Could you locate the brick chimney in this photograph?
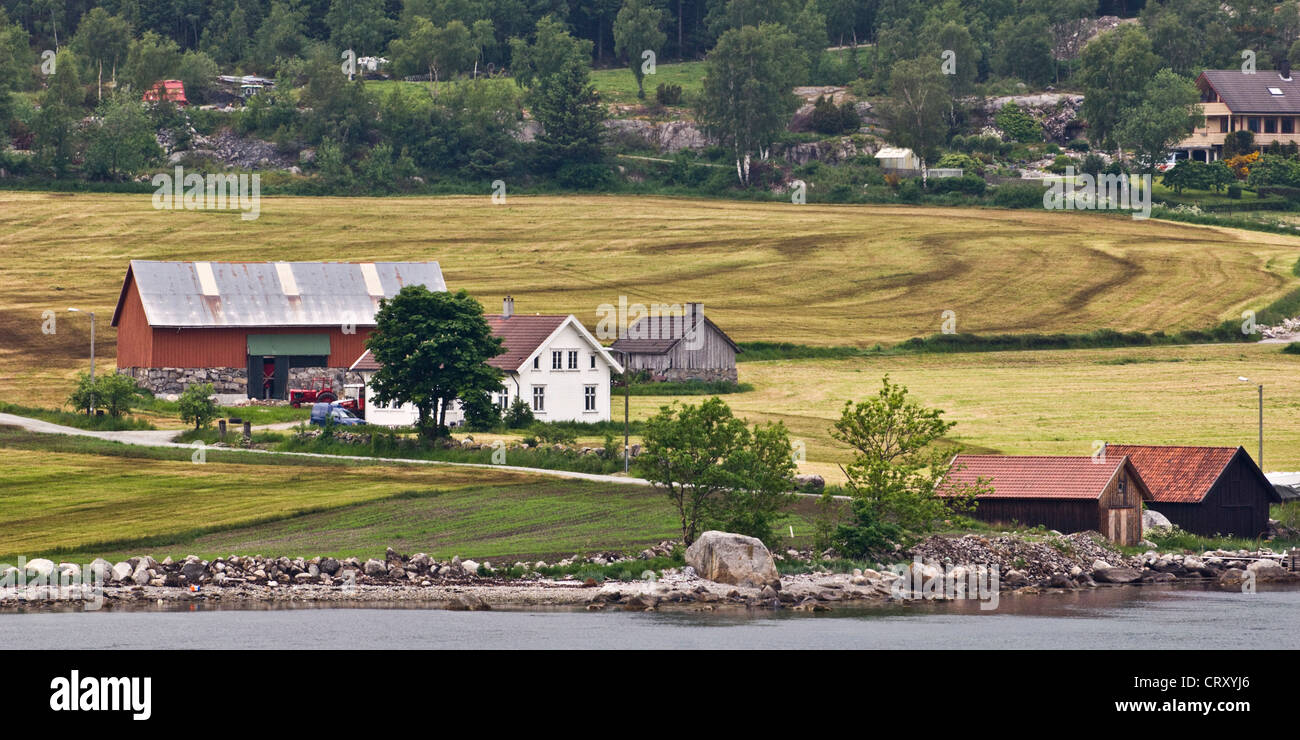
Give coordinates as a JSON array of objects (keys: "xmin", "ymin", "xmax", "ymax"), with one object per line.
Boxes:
[{"xmin": 503, "ymin": 295, "xmax": 514, "ymax": 319}]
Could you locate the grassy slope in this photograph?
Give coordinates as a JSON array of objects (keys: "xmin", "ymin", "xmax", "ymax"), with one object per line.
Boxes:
[
  {"xmin": 4, "ymin": 192, "xmax": 1299, "ymax": 409},
  {"xmin": 0, "ymin": 428, "xmax": 821, "ymax": 563}
]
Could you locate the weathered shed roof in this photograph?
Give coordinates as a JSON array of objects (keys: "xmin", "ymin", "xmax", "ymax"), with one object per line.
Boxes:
[
  {"xmin": 1199, "ymin": 69, "xmax": 1300, "ymax": 114},
  {"xmin": 610, "ymin": 314, "xmax": 740, "ymax": 355},
  {"xmin": 942, "ymin": 455, "xmax": 1152, "ymax": 501},
  {"xmin": 111, "ymin": 260, "xmax": 445, "ymax": 329},
  {"xmin": 1105, "ymin": 444, "xmax": 1279, "ymax": 504}
]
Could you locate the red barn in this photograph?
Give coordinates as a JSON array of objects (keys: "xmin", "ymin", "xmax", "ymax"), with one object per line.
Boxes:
[{"xmin": 111, "ymin": 260, "xmax": 445, "ymax": 399}]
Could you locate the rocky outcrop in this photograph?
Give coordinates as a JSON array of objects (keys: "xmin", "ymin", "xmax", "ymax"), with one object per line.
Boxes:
[
  {"xmin": 976, "ymin": 93, "xmax": 1084, "ymax": 144},
  {"xmin": 777, "ymin": 135, "xmax": 876, "ymax": 166},
  {"xmin": 685, "ymin": 531, "xmax": 781, "ymax": 588},
  {"xmin": 602, "ymin": 118, "xmax": 709, "ymax": 153}
]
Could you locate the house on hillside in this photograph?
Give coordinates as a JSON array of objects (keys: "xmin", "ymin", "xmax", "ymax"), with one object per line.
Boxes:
[
  {"xmin": 111, "ymin": 260, "xmax": 446, "ymax": 399},
  {"xmin": 610, "ymin": 302, "xmax": 739, "ymax": 382},
  {"xmin": 1104, "ymin": 444, "xmax": 1280, "ymax": 537},
  {"xmin": 142, "ymin": 80, "xmax": 188, "ymax": 106},
  {"xmin": 941, "ymin": 454, "xmax": 1153, "ymax": 545},
  {"xmin": 351, "ymin": 297, "xmax": 623, "ymax": 426},
  {"xmin": 1173, "ymin": 62, "xmax": 1300, "ymax": 162}
]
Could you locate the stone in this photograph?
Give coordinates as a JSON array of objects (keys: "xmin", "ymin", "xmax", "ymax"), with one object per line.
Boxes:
[
  {"xmin": 1048, "ymin": 573, "xmax": 1074, "ymax": 588},
  {"xmin": 363, "ymin": 559, "xmax": 386, "ymax": 577},
  {"xmin": 1142, "ymin": 508, "xmax": 1174, "ymax": 531},
  {"xmin": 87, "ymin": 559, "xmax": 113, "ymax": 582},
  {"xmin": 460, "ymin": 559, "xmax": 480, "ymax": 575},
  {"xmin": 24, "ymin": 559, "xmax": 55, "ymax": 579},
  {"xmin": 448, "ymin": 593, "xmax": 490, "ymax": 611},
  {"xmin": 111, "ymin": 562, "xmax": 134, "ymax": 583},
  {"xmin": 1090, "ymin": 559, "xmax": 1112, "ymax": 572},
  {"xmin": 181, "ymin": 561, "xmax": 207, "ymax": 583},
  {"xmin": 1092, "ymin": 567, "xmax": 1142, "ymax": 584},
  {"xmin": 684, "ymin": 531, "xmax": 780, "ymax": 588},
  {"xmin": 131, "ymin": 566, "xmax": 152, "ymax": 586},
  {"xmin": 319, "ymin": 558, "xmax": 341, "ymax": 575},
  {"xmin": 1247, "ymin": 559, "xmax": 1286, "ymax": 580}
]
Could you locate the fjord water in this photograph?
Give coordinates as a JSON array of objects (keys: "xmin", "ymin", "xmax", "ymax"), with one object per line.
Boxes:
[{"xmin": 3, "ymin": 585, "xmax": 1297, "ymax": 649}]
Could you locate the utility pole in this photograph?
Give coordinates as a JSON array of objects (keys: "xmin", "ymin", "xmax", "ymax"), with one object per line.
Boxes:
[
  {"xmin": 1259, "ymin": 384, "xmax": 1263, "ymax": 469},
  {"xmin": 622, "ymin": 351, "xmax": 630, "ymax": 474}
]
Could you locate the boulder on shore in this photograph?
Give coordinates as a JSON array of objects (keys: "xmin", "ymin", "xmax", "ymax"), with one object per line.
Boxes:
[
  {"xmin": 685, "ymin": 531, "xmax": 780, "ymax": 588},
  {"xmin": 1142, "ymin": 509, "xmax": 1173, "ymax": 532},
  {"xmin": 1092, "ymin": 566, "xmax": 1142, "ymax": 584}
]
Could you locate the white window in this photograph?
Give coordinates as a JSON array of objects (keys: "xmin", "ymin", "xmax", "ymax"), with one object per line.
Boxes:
[
  {"xmin": 568, "ymin": 350, "xmax": 579, "ymax": 369},
  {"xmin": 1269, "ymin": 87, "xmax": 1284, "ymax": 96},
  {"xmin": 497, "ymin": 387, "xmax": 509, "ymax": 410},
  {"xmin": 590, "ymin": 354, "xmax": 596, "ymax": 369},
  {"xmin": 584, "ymin": 385, "xmax": 597, "ymax": 412},
  {"xmin": 552, "ymin": 351, "xmax": 563, "ymax": 370},
  {"xmin": 532, "ymin": 385, "xmax": 545, "ymax": 412},
  {"xmin": 533, "ymin": 356, "xmax": 540, "ymax": 370}
]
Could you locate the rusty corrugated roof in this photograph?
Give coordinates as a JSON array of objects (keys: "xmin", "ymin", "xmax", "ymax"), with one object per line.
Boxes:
[
  {"xmin": 942, "ymin": 455, "xmax": 1152, "ymax": 501},
  {"xmin": 111, "ymin": 260, "xmax": 445, "ymax": 328}
]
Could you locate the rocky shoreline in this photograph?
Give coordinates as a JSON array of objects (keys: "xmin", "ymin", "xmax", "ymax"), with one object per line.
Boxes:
[{"xmin": 3, "ymin": 533, "xmax": 1296, "ymax": 613}]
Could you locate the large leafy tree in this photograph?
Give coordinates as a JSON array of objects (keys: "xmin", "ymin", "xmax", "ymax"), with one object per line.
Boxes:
[
  {"xmin": 252, "ymin": 0, "xmax": 309, "ymax": 71},
  {"xmin": 1077, "ymin": 25, "xmax": 1161, "ymax": 151},
  {"xmin": 635, "ymin": 397, "xmax": 796, "ymax": 546},
  {"xmin": 697, "ymin": 22, "xmax": 804, "ymax": 184},
  {"xmin": 366, "ymin": 286, "xmax": 505, "ymax": 436},
  {"xmin": 508, "ymin": 15, "xmax": 592, "ymax": 89},
  {"xmin": 830, "ymin": 377, "xmax": 985, "ymax": 555},
  {"xmin": 1114, "ymin": 69, "xmax": 1203, "ymax": 174},
  {"xmin": 71, "ymin": 8, "xmax": 132, "ymax": 101},
  {"xmin": 875, "ymin": 56, "xmax": 948, "ymax": 181},
  {"xmin": 33, "ymin": 49, "xmax": 84, "ymax": 176},
  {"xmin": 326, "ymin": 0, "xmax": 393, "ymax": 54},
  {"xmin": 1139, "ymin": 0, "xmax": 1236, "ymax": 77},
  {"xmin": 84, "ymin": 93, "xmax": 162, "ymax": 179},
  {"xmin": 991, "ymin": 13, "xmax": 1053, "ymax": 86},
  {"xmin": 122, "ymin": 30, "xmax": 182, "ymax": 93},
  {"xmin": 612, "ymin": 0, "xmax": 667, "ymax": 99}
]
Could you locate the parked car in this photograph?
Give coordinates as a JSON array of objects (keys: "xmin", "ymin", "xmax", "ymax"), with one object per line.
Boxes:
[{"xmin": 310, "ymin": 402, "xmax": 366, "ymax": 427}]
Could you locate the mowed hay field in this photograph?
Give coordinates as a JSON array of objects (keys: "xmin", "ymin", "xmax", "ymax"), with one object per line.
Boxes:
[
  {"xmin": 649, "ymin": 342, "xmax": 1300, "ymax": 481},
  {"xmin": 3, "ymin": 192, "xmax": 1300, "ymax": 406}
]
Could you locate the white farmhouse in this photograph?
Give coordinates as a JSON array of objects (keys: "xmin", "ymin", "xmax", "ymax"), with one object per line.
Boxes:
[{"xmin": 351, "ymin": 297, "xmax": 623, "ymax": 427}]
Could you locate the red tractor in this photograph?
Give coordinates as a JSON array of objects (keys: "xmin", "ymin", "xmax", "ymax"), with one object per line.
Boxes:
[{"xmin": 289, "ymin": 378, "xmax": 361, "ymax": 411}]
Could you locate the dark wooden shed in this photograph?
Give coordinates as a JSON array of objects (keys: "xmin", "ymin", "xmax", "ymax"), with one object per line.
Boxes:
[
  {"xmin": 1104, "ymin": 444, "xmax": 1281, "ymax": 537},
  {"xmin": 942, "ymin": 455, "xmax": 1153, "ymax": 545}
]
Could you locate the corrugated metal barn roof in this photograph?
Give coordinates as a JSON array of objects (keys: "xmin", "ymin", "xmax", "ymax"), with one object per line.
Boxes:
[{"xmin": 112, "ymin": 260, "xmax": 446, "ymax": 328}]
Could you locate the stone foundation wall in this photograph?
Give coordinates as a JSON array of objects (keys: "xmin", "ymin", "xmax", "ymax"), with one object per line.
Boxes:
[
  {"xmin": 655, "ymin": 368, "xmax": 738, "ymax": 383},
  {"xmin": 120, "ymin": 366, "xmax": 363, "ymax": 398},
  {"xmin": 120, "ymin": 367, "xmax": 247, "ymax": 396}
]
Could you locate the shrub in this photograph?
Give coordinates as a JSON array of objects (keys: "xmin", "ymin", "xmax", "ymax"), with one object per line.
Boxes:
[
  {"xmin": 655, "ymin": 83, "xmax": 682, "ymax": 105},
  {"xmin": 928, "ymin": 173, "xmax": 986, "ymax": 195},
  {"xmin": 896, "ymin": 178, "xmax": 922, "ymax": 202},
  {"xmin": 1227, "ymin": 184, "xmax": 1242, "ymax": 199},
  {"xmin": 992, "ymin": 182, "xmax": 1045, "ymax": 208},
  {"xmin": 1046, "ymin": 154, "xmax": 1076, "ymax": 174},
  {"xmin": 555, "ymin": 162, "xmax": 613, "ymax": 189},
  {"xmin": 1282, "ymin": 342, "xmax": 1300, "ymax": 355},
  {"xmin": 528, "ymin": 422, "xmax": 577, "ymax": 446},
  {"xmin": 1067, "ymin": 138, "xmax": 1090, "ymax": 152},
  {"xmin": 460, "ymin": 390, "xmax": 501, "ymax": 431},
  {"xmin": 504, "ymin": 398, "xmax": 534, "ymax": 429},
  {"xmin": 178, "ymin": 382, "xmax": 220, "ymax": 430},
  {"xmin": 808, "ymin": 94, "xmax": 859, "ymax": 135},
  {"xmin": 67, "ymin": 372, "xmax": 139, "ymax": 418},
  {"xmin": 994, "ymin": 102, "xmax": 1042, "ymax": 143}
]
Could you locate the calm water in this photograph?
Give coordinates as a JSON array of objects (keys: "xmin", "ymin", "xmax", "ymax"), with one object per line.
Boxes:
[{"xmin": 3, "ymin": 585, "xmax": 1296, "ymax": 649}]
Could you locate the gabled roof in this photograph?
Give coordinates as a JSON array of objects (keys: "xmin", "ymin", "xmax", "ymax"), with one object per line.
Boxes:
[
  {"xmin": 610, "ymin": 314, "xmax": 739, "ymax": 355},
  {"xmin": 1105, "ymin": 444, "xmax": 1280, "ymax": 504},
  {"xmin": 1198, "ymin": 69, "xmax": 1300, "ymax": 114},
  {"xmin": 941, "ymin": 455, "xmax": 1152, "ymax": 501},
  {"xmin": 351, "ymin": 313, "xmax": 623, "ymax": 374},
  {"xmin": 111, "ymin": 260, "xmax": 446, "ymax": 329}
]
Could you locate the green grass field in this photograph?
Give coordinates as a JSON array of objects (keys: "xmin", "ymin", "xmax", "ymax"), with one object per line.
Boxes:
[{"xmin": 0, "ymin": 428, "xmax": 821, "ymax": 563}]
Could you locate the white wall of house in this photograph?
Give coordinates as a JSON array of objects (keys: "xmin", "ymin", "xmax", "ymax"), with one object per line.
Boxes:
[
  {"xmin": 511, "ymin": 320, "xmax": 615, "ymax": 423},
  {"xmin": 360, "ymin": 318, "xmax": 619, "ymax": 427}
]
